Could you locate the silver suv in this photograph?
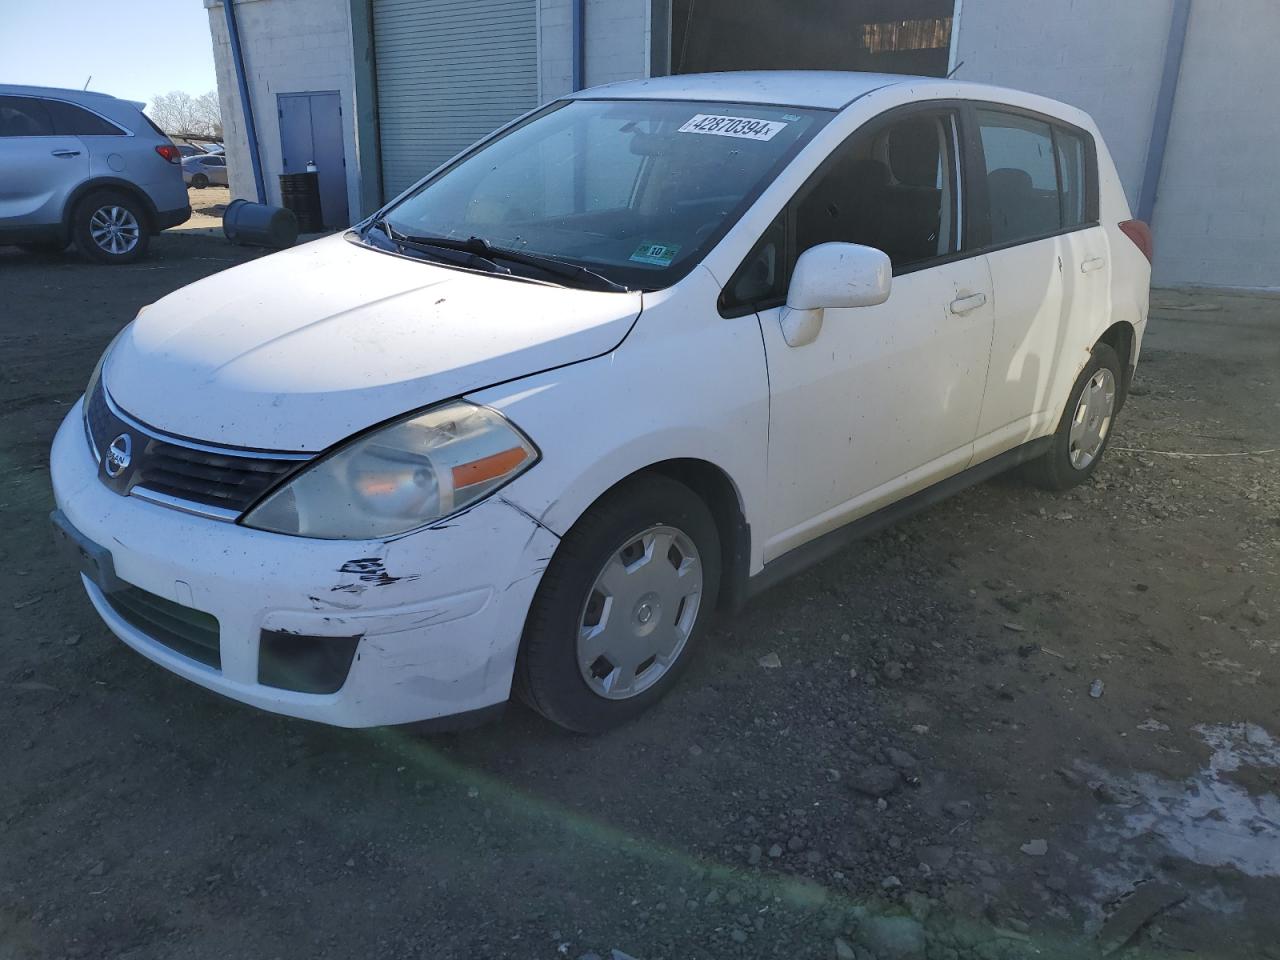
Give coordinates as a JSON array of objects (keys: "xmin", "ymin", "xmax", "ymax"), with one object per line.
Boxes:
[{"xmin": 0, "ymin": 85, "xmax": 191, "ymax": 263}]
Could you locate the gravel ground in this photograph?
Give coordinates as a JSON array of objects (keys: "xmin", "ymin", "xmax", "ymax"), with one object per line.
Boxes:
[{"xmin": 1, "ymin": 235, "xmax": 1277, "ymax": 960}]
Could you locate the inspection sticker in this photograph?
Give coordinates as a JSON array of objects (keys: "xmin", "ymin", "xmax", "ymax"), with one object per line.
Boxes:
[
  {"xmin": 630, "ymin": 242, "xmax": 680, "ymax": 266},
  {"xmin": 678, "ymin": 114, "xmax": 787, "ymax": 141}
]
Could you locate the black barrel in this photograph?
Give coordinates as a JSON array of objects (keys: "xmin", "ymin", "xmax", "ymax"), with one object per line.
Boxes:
[
  {"xmin": 278, "ymin": 172, "xmax": 324, "ymax": 232},
  {"xmin": 223, "ymin": 199, "xmax": 299, "ymax": 248}
]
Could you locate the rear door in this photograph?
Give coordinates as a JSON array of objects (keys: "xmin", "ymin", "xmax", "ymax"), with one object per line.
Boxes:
[
  {"xmin": 44, "ymin": 98, "xmax": 132, "ymax": 185},
  {"xmin": 970, "ymin": 106, "xmax": 1107, "ymax": 459},
  {"xmin": 207, "ymin": 155, "xmax": 229, "ymax": 186},
  {"xmin": 742, "ymin": 105, "xmax": 995, "ymax": 562},
  {"xmin": 0, "ymin": 95, "xmax": 88, "ymax": 228}
]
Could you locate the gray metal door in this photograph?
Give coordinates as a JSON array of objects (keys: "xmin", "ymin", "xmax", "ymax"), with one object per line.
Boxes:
[
  {"xmin": 277, "ymin": 91, "xmax": 349, "ymax": 228},
  {"xmin": 372, "ymin": 0, "xmax": 539, "ymax": 198}
]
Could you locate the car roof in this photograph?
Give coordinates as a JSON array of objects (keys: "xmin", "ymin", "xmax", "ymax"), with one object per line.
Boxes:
[
  {"xmin": 0, "ymin": 83, "xmax": 145, "ymax": 112},
  {"xmin": 569, "ymin": 71, "xmax": 932, "ymax": 109}
]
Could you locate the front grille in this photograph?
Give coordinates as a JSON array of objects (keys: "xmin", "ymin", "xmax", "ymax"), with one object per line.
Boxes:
[
  {"xmin": 104, "ymin": 585, "xmax": 221, "ymax": 668},
  {"xmin": 139, "ymin": 441, "xmax": 298, "ymax": 512},
  {"xmin": 85, "ymin": 379, "xmax": 306, "ymax": 516}
]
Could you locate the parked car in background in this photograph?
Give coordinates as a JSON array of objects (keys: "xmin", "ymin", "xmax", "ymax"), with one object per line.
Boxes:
[
  {"xmin": 182, "ymin": 153, "xmax": 227, "ymax": 188},
  {"xmin": 176, "ymin": 143, "xmax": 206, "ymax": 158},
  {"xmin": 203, "ymin": 142, "xmax": 225, "ymax": 156},
  {"xmin": 0, "ymin": 84, "xmax": 190, "ymax": 263},
  {"xmin": 50, "ymin": 73, "xmax": 1151, "ymax": 732}
]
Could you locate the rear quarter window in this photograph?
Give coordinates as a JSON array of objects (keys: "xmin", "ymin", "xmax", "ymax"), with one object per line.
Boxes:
[{"xmin": 45, "ymin": 100, "xmax": 126, "ymax": 136}]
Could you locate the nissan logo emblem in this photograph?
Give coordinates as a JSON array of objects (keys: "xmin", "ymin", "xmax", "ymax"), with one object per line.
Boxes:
[{"xmin": 105, "ymin": 433, "xmax": 132, "ymax": 478}]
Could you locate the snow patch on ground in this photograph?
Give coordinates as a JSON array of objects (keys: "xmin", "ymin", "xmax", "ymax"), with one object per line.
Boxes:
[{"xmin": 1083, "ymin": 723, "xmax": 1280, "ymax": 881}]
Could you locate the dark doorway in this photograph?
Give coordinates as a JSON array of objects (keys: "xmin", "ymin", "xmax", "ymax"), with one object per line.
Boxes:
[
  {"xmin": 278, "ymin": 91, "xmax": 349, "ymax": 228},
  {"xmin": 670, "ymin": 0, "xmax": 954, "ymax": 78}
]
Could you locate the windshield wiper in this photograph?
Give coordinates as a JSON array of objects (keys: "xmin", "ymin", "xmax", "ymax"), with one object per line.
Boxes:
[
  {"xmin": 449, "ymin": 235, "xmax": 629, "ymax": 293},
  {"xmin": 368, "ymin": 218, "xmax": 508, "ymax": 275},
  {"xmin": 368, "ymin": 220, "xmax": 627, "ymax": 293}
]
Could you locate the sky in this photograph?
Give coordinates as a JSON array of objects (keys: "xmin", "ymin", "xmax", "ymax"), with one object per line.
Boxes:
[{"xmin": 0, "ymin": 0, "xmax": 217, "ymax": 106}]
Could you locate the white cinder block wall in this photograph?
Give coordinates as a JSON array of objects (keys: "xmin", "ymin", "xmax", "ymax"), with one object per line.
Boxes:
[
  {"xmin": 1146, "ymin": 0, "xmax": 1280, "ymax": 289},
  {"xmin": 204, "ymin": 0, "xmax": 363, "ymax": 221},
  {"xmin": 953, "ymin": 0, "xmax": 1279, "ymax": 289},
  {"xmin": 539, "ymin": 0, "xmax": 651, "ymax": 102}
]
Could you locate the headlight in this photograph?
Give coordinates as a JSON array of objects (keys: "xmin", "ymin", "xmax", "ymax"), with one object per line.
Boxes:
[
  {"xmin": 82, "ymin": 320, "xmax": 135, "ymax": 436},
  {"xmin": 241, "ymin": 401, "xmax": 538, "ymax": 539}
]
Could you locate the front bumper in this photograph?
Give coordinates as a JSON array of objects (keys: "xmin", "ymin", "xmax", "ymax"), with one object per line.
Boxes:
[{"xmin": 50, "ymin": 401, "xmax": 558, "ymax": 727}]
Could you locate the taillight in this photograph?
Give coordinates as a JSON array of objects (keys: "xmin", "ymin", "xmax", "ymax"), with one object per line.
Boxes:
[
  {"xmin": 1119, "ymin": 220, "xmax": 1153, "ymax": 264},
  {"xmin": 155, "ymin": 144, "xmax": 181, "ymax": 164}
]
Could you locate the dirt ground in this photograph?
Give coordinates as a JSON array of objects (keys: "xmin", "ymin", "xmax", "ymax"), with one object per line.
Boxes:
[
  {"xmin": 178, "ymin": 184, "xmax": 232, "ymax": 232},
  {"xmin": 1, "ymin": 232, "xmax": 1277, "ymax": 960}
]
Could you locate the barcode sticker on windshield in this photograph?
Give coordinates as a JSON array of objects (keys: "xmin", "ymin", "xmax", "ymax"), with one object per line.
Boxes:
[{"xmin": 678, "ymin": 114, "xmax": 787, "ymax": 141}]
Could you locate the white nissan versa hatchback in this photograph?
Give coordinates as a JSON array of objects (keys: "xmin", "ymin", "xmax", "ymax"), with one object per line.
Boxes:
[{"xmin": 50, "ymin": 73, "xmax": 1152, "ymax": 733}]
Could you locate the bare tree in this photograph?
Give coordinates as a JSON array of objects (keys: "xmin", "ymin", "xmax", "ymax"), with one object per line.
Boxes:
[
  {"xmin": 194, "ymin": 91, "xmax": 223, "ymax": 140},
  {"xmin": 147, "ymin": 90, "xmax": 222, "ymax": 139}
]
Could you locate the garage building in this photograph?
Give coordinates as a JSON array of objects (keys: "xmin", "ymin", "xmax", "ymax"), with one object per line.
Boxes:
[{"xmin": 203, "ymin": 0, "xmax": 1277, "ymax": 289}]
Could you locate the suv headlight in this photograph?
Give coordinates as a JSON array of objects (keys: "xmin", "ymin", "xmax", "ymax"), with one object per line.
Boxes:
[{"xmin": 242, "ymin": 401, "xmax": 538, "ymax": 539}]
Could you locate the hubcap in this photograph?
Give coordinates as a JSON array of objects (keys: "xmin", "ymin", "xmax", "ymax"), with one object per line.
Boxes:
[
  {"xmin": 1069, "ymin": 368, "xmax": 1116, "ymax": 470},
  {"xmin": 89, "ymin": 205, "xmax": 140, "ymax": 255},
  {"xmin": 577, "ymin": 525, "xmax": 703, "ymax": 700}
]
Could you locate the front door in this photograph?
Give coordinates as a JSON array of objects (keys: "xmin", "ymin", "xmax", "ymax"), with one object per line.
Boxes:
[
  {"xmin": 278, "ymin": 91, "xmax": 349, "ymax": 228},
  {"xmin": 753, "ymin": 107, "xmax": 994, "ymax": 562},
  {"xmin": 0, "ymin": 95, "xmax": 89, "ymax": 227}
]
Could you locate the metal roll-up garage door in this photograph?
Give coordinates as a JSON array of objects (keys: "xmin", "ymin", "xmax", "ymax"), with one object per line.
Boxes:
[{"xmin": 372, "ymin": 0, "xmax": 539, "ymax": 198}]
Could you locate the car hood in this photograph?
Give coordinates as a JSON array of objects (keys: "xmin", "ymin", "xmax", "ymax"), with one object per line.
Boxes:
[{"xmin": 104, "ymin": 234, "xmax": 642, "ymax": 451}]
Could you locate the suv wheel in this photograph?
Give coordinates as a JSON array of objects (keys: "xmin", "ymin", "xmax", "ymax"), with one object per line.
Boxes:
[
  {"xmin": 1023, "ymin": 342, "xmax": 1123, "ymax": 490},
  {"xmin": 73, "ymin": 191, "xmax": 149, "ymax": 264},
  {"xmin": 515, "ymin": 475, "xmax": 722, "ymax": 733}
]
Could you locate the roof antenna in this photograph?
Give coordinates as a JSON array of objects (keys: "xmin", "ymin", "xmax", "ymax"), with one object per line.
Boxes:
[
  {"xmin": 83, "ymin": 75, "xmax": 92, "ymax": 90},
  {"xmin": 946, "ymin": 60, "xmax": 964, "ymax": 79}
]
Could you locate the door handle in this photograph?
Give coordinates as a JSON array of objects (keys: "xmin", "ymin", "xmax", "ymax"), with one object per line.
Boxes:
[
  {"xmin": 1081, "ymin": 256, "xmax": 1106, "ymax": 273},
  {"xmin": 949, "ymin": 292, "xmax": 987, "ymax": 316},
  {"xmin": 51, "ymin": 149, "xmax": 81, "ymax": 158}
]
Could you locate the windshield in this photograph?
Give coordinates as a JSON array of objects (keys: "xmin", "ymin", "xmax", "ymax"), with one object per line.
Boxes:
[{"xmin": 373, "ymin": 98, "xmax": 829, "ymax": 289}]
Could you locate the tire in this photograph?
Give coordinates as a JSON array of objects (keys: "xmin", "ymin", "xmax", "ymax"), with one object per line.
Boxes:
[
  {"xmin": 1022, "ymin": 342, "xmax": 1123, "ymax": 490},
  {"xmin": 190, "ymin": 173, "xmax": 209, "ymax": 189},
  {"xmin": 73, "ymin": 190, "xmax": 150, "ymax": 264},
  {"xmin": 515, "ymin": 474, "xmax": 722, "ymax": 734}
]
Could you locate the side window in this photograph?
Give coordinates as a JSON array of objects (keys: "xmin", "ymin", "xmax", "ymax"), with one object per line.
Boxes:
[
  {"xmin": 1054, "ymin": 126, "xmax": 1092, "ymax": 228},
  {"xmin": 720, "ymin": 215, "xmax": 786, "ymax": 315},
  {"xmin": 45, "ymin": 100, "xmax": 123, "ymax": 136},
  {"xmin": 0, "ymin": 96, "xmax": 55, "ymax": 137},
  {"xmin": 976, "ymin": 109, "xmax": 1061, "ymax": 244},
  {"xmin": 794, "ymin": 111, "xmax": 960, "ymax": 272},
  {"xmin": 210, "ymin": 156, "xmax": 226, "ymax": 167}
]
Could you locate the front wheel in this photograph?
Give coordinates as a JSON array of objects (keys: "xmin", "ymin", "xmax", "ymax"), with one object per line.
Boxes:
[
  {"xmin": 1023, "ymin": 342, "xmax": 1123, "ymax": 490},
  {"xmin": 515, "ymin": 475, "xmax": 721, "ymax": 733},
  {"xmin": 73, "ymin": 190, "xmax": 149, "ymax": 264},
  {"xmin": 190, "ymin": 173, "xmax": 209, "ymax": 189}
]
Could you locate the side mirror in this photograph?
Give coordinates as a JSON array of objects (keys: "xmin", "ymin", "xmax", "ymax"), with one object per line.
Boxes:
[{"xmin": 780, "ymin": 243, "xmax": 892, "ymax": 347}]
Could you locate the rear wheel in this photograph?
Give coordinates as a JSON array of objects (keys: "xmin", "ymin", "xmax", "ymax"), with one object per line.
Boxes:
[
  {"xmin": 190, "ymin": 173, "xmax": 209, "ymax": 189},
  {"xmin": 515, "ymin": 475, "xmax": 721, "ymax": 734},
  {"xmin": 1023, "ymin": 342, "xmax": 1123, "ymax": 490},
  {"xmin": 73, "ymin": 190, "xmax": 149, "ymax": 264}
]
